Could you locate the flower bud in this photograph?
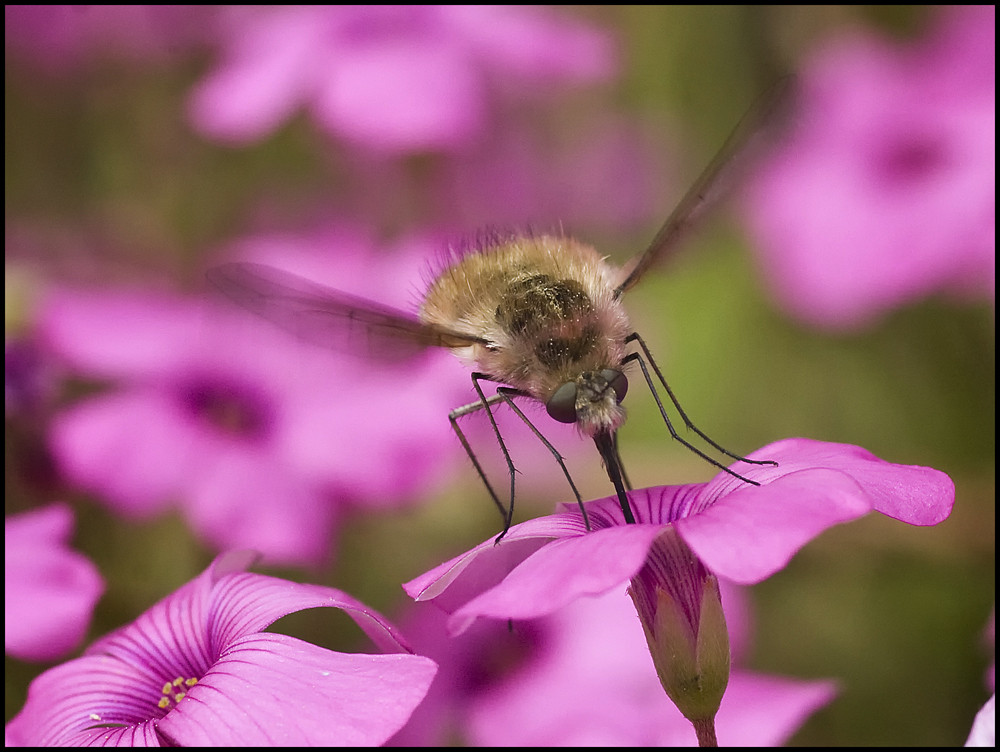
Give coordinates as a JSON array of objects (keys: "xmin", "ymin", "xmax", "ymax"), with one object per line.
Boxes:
[{"xmin": 628, "ymin": 527, "xmax": 731, "ymax": 729}]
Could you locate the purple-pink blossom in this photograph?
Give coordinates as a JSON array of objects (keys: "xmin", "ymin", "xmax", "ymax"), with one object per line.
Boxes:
[
  {"xmin": 405, "ymin": 437, "xmax": 954, "ymax": 634},
  {"xmin": 404, "ymin": 437, "xmax": 952, "ymax": 741},
  {"xmin": 38, "ymin": 228, "xmax": 470, "ymax": 566},
  {"xmin": 392, "ymin": 584, "xmax": 835, "ymax": 746},
  {"xmin": 430, "ymin": 112, "xmax": 675, "ymax": 234},
  {"xmin": 743, "ymin": 5, "xmax": 995, "ymax": 329},
  {"xmin": 5, "ymin": 503, "xmax": 104, "ymax": 662},
  {"xmin": 187, "ymin": 5, "xmax": 616, "ymax": 152},
  {"xmin": 4, "ymin": 551, "xmax": 437, "ymax": 746},
  {"xmin": 4, "ymin": 5, "xmax": 207, "ymax": 73}
]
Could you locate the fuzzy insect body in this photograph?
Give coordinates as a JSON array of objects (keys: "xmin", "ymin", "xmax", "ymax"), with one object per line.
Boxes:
[{"xmin": 421, "ymin": 235, "xmax": 631, "ymax": 437}]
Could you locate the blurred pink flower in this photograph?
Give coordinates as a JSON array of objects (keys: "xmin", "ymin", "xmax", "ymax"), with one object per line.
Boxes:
[
  {"xmin": 405, "ymin": 438, "xmax": 954, "ymax": 634},
  {"xmin": 4, "ymin": 550, "xmax": 437, "ymax": 746},
  {"xmin": 4, "ymin": 503, "xmax": 104, "ymax": 662},
  {"xmin": 392, "ymin": 584, "xmax": 834, "ymax": 746},
  {"xmin": 966, "ymin": 694, "xmax": 995, "ymax": 747},
  {"xmin": 431, "ymin": 112, "xmax": 675, "ymax": 234},
  {"xmin": 187, "ymin": 5, "xmax": 616, "ymax": 152},
  {"xmin": 743, "ymin": 5, "xmax": 995, "ymax": 329},
  {"xmin": 39, "ymin": 229, "xmax": 469, "ymax": 566},
  {"xmin": 4, "ymin": 5, "xmax": 207, "ymax": 72}
]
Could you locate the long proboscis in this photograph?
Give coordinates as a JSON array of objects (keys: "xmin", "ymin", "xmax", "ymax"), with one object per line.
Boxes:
[{"xmin": 594, "ymin": 430, "xmax": 636, "ymax": 524}]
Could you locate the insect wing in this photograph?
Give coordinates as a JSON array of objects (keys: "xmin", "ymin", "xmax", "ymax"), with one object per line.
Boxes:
[
  {"xmin": 206, "ymin": 261, "xmax": 486, "ymax": 362},
  {"xmin": 614, "ymin": 77, "xmax": 795, "ymax": 297}
]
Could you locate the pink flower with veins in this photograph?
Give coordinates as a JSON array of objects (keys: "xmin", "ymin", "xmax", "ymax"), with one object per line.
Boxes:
[
  {"xmin": 5, "ymin": 503, "xmax": 104, "ymax": 662},
  {"xmin": 406, "ymin": 438, "xmax": 953, "ymax": 634},
  {"xmin": 743, "ymin": 5, "xmax": 995, "ymax": 329},
  {"xmin": 187, "ymin": 5, "xmax": 616, "ymax": 152},
  {"xmin": 405, "ymin": 437, "xmax": 952, "ymax": 741},
  {"xmin": 5, "ymin": 551, "xmax": 436, "ymax": 746}
]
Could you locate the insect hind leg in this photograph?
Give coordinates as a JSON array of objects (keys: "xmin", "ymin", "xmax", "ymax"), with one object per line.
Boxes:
[
  {"xmin": 451, "ymin": 373, "xmax": 517, "ymax": 543},
  {"xmin": 622, "ymin": 332, "xmax": 778, "ymax": 485},
  {"xmin": 449, "ymin": 395, "xmax": 508, "ymax": 521}
]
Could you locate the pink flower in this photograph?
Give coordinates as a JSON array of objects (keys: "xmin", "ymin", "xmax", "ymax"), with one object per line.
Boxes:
[
  {"xmin": 4, "ymin": 551, "xmax": 437, "ymax": 746},
  {"xmin": 39, "ymin": 230, "xmax": 469, "ymax": 566},
  {"xmin": 405, "ymin": 438, "xmax": 953, "ymax": 630},
  {"xmin": 743, "ymin": 5, "xmax": 995, "ymax": 329},
  {"xmin": 966, "ymin": 694, "xmax": 995, "ymax": 747},
  {"xmin": 187, "ymin": 6, "xmax": 616, "ymax": 152},
  {"xmin": 405, "ymin": 437, "xmax": 951, "ymax": 739},
  {"xmin": 393, "ymin": 584, "xmax": 834, "ymax": 746},
  {"xmin": 432, "ymin": 111, "xmax": 675, "ymax": 235},
  {"xmin": 5, "ymin": 503, "xmax": 104, "ymax": 662},
  {"xmin": 4, "ymin": 5, "xmax": 207, "ymax": 73}
]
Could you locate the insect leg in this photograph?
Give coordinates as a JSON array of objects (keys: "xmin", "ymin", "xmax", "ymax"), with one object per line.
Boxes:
[
  {"xmin": 449, "ymin": 392, "xmax": 509, "ymax": 523},
  {"xmin": 625, "ymin": 332, "xmax": 778, "ymax": 470},
  {"xmin": 457, "ymin": 372, "xmax": 521, "ymax": 542},
  {"xmin": 495, "ymin": 386, "xmax": 590, "ymax": 531},
  {"xmin": 622, "ymin": 351, "xmax": 770, "ymax": 486}
]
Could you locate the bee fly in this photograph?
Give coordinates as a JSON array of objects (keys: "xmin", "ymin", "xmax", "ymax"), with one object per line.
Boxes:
[{"xmin": 208, "ymin": 82, "xmax": 788, "ymax": 540}]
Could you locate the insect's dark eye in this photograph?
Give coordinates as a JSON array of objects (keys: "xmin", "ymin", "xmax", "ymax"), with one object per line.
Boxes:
[
  {"xmin": 600, "ymin": 369, "xmax": 628, "ymax": 403},
  {"xmin": 546, "ymin": 381, "xmax": 578, "ymax": 423}
]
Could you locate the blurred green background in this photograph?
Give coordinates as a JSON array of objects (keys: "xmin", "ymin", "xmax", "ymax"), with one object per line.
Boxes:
[{"xmin": 5, "ymin": 6, "xmax": 993, "ymax": 745}]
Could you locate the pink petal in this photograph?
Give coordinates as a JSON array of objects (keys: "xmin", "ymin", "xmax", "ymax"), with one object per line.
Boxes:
[
  {"xmin": 716, "ymin": 672, "xmax": 838, "ymax": 746},
  {"xmin": 158, "ymin": 633, "xmax": 437, "ymax": 746},
  {"xmin": 206, "ymin": 566, "xmax": 416, "ymax": 655},
  {"xmin": 39, "ymin": 288, "xmax": 204, "ymax": 379},
  {"xmin": 4, "ymin": 502, "xmax": 73, "ymax": 542},
  {"xmin": 5, "ymin": 504, "xmax": 105, "ymax": 662},
  {"xmin": 314, "ymin": 39, "xmax": 483, "ymax": 151},
  {"xmin": 187, "ymin": 8, "xmax": 325, "ymax": 143},
  {"xmin": 3, "ymin": 655, "xmax": 163, "ymax": 746},
  {"xmin": 404, "ymin": 513, "xmax": 584, "ymax": 607},
  {"xmin": 182, "ymin": 449, "xmax": 336, "ymax": 567},
  {"xmin": 741, "ymin": 438, "xmax": 955, "ymax": 525},
  {"xmin": 49, "ymin": 391, "xmax": 195, "ymax": 518},
  {"xmin": 677, "ymin": 468, "xmax": 872, "ymax": 584},
  {"xmin": 449, "ymin": 523, "xmax": 666, "ymax": 633},
  {"xmin": 443, "ymin": 6, "xmax": 617, "ymax": 82},
  {"xmin": 966, "ymin": 693, "xmax": 995, "ymax": 747}
]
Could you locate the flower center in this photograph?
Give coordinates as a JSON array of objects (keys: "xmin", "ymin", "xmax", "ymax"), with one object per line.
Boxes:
[
  {"xmin": 877, "ymin": 133, "xmax": 947, "ymax": 186},
  {"xmin": 178, "ymin": 375, "xmax": 273, "ymax": 441},
  {"xmin": 157, "ymin": 676, "xmax": 199, "ymax": 711}
]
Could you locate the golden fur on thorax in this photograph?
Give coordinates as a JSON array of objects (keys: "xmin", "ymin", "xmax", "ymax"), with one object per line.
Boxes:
[{"xmin": 420, "ymin": 235, "xmax": 632, "ymax": 435}]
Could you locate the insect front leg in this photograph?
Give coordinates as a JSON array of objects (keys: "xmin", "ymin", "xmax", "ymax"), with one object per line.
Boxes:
[
  {"xmin": 622, "ymin": 333, "xmax": 777, "ymax": 486},
  {"xmin": 494, "ymin": 387, "xmax": 590, "ymax": 531}
]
